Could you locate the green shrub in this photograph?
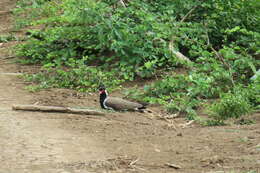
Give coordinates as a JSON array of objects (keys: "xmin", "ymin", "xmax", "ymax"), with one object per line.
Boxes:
[
  {"xmin": 166, "ymin": 96, "xmax": 199, "ymax": 120},
  {"xmin": 202, "ymin": 119, "xmax": 226, "ymax": 126},
  {"xmin": 210, "ymin": 92, "xmax": 252, "ymax": 121},
  {"xmin": 0, "ymin": 34, "xmax": 18, "ymax": 43},
  {"xmin": 236, "ymin": 118, "xmax": 255, "ymax": 125},
  {"xmin": 245, "ymin": 81, "xmax": 260, "ymax": 109},
  {"xmin": 15, "ymin": 0, "xmax": 259, "ymax": 79},
  {"xmin": 24, "ymin": 58, "xmax": 124, "ymax": 92}
]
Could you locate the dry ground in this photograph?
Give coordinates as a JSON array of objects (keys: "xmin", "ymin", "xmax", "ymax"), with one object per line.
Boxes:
[{"xmin": 0, "ymin": 0, "xmax": 260, "ymax": 173}]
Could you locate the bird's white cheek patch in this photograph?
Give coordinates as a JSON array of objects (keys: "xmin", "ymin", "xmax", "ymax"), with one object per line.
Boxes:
[
  {"xmin": 103, "ymin": 98, "xmax": 113, "ymax": 110},
  {"xmin": 103, "ymin": 98, "xmax": 108, "ymax": 109}
]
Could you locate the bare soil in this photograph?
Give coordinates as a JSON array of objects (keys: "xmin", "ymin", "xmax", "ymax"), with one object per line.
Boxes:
[{"xmin": 0, "ymin": 1, "xmax": 260, "ymax": 173}]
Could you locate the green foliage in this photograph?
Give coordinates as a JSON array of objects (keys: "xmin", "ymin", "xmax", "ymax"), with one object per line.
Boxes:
[
  {"xmin": 209, "ymin": 92, "xmax": 252, "ymax": 121},
  {"xmin": 24, "ymin": 58, "xmax": 123, "ymax": 92},
  {"xmin": 202, "ymin": 119, "xmax": 226, "ymax": 126},
  {"xmin": 15, "ymin": 0, "xmax": 259, "ymax": 78},
  {"xmin": 166, "ymin": 96, "xmax": 199, "ymax": 120},
  {"xmin": 13, "ymin": 0, "xmax": 259, "ymax": 123},
  {"xmin": 13, "ymin": 0, "xmax": 60, "ymax": 28},
  {"xmin": 141, "ymin": 70, "xmax": 235, "ymax": 102},
  {"xmin": 243, "ymin": 81, "xmax": 260, "ymax": 109},
  {"xmin": 236, "ymin": 118, "xmax": 255, "ymax": 125},
  {"xmin": 0, "ymin": 34, "xmax": 18, "ymax": 43}
]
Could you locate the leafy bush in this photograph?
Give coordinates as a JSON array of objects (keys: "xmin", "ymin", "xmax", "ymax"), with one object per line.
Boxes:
[
  {"xmin": 24, "ymin": 58, "xmax": 124, "ymax": 92},
  {"xmin": 166, "ymin": 96, "xmax": 199, "ymax": 120},
  {"xmin": 237, "ymin": 82, "xmax": 260, "ymax": 109},
  {"xmin": 209, "ymin": 92, "xmax": 252, "ymax": 121},
  {"xmin": 0, "ymin": 34, "xmax": 18, "ymax": 43},
  {"xmin": 15, "ymin": 0, "xmax": 259, "ymax": 78},
  {"xmin": 202, "ymin": 119, "xmax": 226, "ymax": 126},
  {"xmin": 236, "ymin": 118, "xmax": 255, "ymax": 125}
]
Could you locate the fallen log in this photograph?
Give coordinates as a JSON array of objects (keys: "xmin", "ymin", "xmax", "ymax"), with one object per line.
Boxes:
[{"xmin": 12, "ymin": 104, "xmax": 105, "ymax": 116}]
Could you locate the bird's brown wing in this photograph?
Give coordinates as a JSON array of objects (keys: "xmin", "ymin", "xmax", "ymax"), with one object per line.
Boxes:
[{"xmin": 105, "ymin": 97, "xmax": 143, "ymax": 111}]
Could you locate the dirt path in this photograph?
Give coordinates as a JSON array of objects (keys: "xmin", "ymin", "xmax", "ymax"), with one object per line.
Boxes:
[{"xmin": 1, "ymin": 0, "xmax": 260, "ymax": 173}]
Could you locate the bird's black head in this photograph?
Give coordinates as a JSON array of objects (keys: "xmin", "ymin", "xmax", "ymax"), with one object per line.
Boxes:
[
  {"xmin": 99, "ymin": 85, "xmax": 107, "ymax": 109},
  {"xmin": 98, "ymin": 84, "xmax": 106, "ymax": 91}
]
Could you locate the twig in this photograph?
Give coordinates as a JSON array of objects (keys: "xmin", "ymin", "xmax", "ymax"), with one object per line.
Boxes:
[
  {"xmin": 180, "ymin": 120, "xmax": 194, "ymax": 128},
  {"xmin": 164, "ymin": 113, "xmax": 179, "ymax": 119},
  {"xmin": 132, "ymin": 165, "xmax": 147, "ymax": 172},
  {"xmin": 129, "ymin": 158, "xmax": 139, "ymax": 166},
  {"xmin": 119, "ymin": 0, "xmax": 126, "ymax": 8},
  {"xmin": 165, "ymin": 163, "xmax": 182, "ymax": 169},
  {"xmin": 180, "ymin": 5, "xmax": 198, "ymax": 23},
  {"xmin": 0, "ymin": 72, "xmax": 23, "ymax": 76},
  {"xmin": 211, "ymin": 47, "xmax": 235, "ymax": 86},
  {"xmin": 166, "ymin": 119, "xmax": 177, "ymax": 131},
  {"xmin": 169, "ymin": 40, "xmax": 192, "ymax": 63},
  {"xmin": 205, "ymin": 29, "xmax": 235, "ymax": 86},
  {"xmin": 168, "ymin": 5, "xmax": 199, "ymax": 64}
]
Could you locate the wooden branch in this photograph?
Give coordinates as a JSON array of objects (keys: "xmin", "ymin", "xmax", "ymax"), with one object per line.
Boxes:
[
  {"xmin": 166, "ymin": 5, "xmax": 199, "ymax": 64},
  {"xmin": 152, "ymin": 37, "xmax": 191, "ymax": 63},
  {"xmin": 169, "ymin": 40, "xmax": 192, "ymax": 63},
  {"xmin": 0, "ymin": 72, "xmax": 23, "ymax": 76},
  {"xmin": 12, "ymin": 104, "xmax": 105, "ymax": 116},
  {"xmin": 165, "ymin": 163, "xmax": 182, "ymax": 169},
  {"xmin": 180, "ymin": 5, "xmax": 198, "ymax": 23},
  {"xmin": 118, "ymin": 0, "xmax": 126, "ymax": 8},
  {"xmin": 205, "ymin": 30, "xmax": 235, "ymax": 86},
  {"xmin": 180, "ymin": 120, "xmax": 194, "ymax": 128}
]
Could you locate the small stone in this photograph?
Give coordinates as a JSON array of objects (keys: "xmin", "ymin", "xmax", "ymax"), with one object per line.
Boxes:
[
  {"xmin": 177, "ymin": 133, "xmax": 183, "ymax": 137},
  {"xmin": 155, "ymin": 148, "xmax": 161, "ymax": 152},
  {"xmin": 248, "ymin": 136, "xmax": 255, "ymax": 139},
  {"xmin": 250, "ymin": 151, "xmax": 256, "ymax": 155}
]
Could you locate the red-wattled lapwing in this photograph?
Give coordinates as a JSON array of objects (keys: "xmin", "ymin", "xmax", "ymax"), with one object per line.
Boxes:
[{"xmin": 99, "ymin": 85, "xmax": 146, "ymax": 111}]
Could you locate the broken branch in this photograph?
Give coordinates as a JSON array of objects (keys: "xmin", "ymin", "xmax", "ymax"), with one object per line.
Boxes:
[
  {"xmin": 205, "ymin": 29, "xmax": 235, "ymax": 86},
  {"xmin": 118, "ymin": 0, "xmax": 126, "ymax": 8},
  {"xmin": 12, "ymin": 104, "xmax": 105, "ymax": 116},
  {"xmin": 165, "ymin": 163, "xmax": 182, "ymax": 169},
  {"xmin": 169, "ymin": 40, "xmax": 192, "ymax": 63},
  {"xmin": 180, "ymin": 5, "xmax": 198, "ymax": 23}
]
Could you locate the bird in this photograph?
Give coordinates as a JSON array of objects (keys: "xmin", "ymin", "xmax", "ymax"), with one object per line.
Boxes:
[{"xmin": 99, "ymin": 85, "xmax": 146, "ymax": 111}]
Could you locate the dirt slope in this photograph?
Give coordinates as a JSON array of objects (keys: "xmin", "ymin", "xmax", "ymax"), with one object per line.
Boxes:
[{"xmin": 0, "ymin": 0, "xmax": 260, "ymax": 173}]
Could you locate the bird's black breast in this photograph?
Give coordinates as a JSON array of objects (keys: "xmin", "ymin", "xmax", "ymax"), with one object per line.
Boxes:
[{"xmin": 100, "ymin": 93, "xmax": 107, "ymax": 109}]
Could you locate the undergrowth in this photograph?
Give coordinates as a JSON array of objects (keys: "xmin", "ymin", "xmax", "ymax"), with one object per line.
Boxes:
[
  {"xmin": 13, "ymin": 0, "xmax": 260, "ymax": 125},
  {"xmin": 0, "ymin": 34, "xmax": 19, "ymax": 43},
  {"xmin": 24, "ymin": 58, "xmax": 124, "ymax": 92}
]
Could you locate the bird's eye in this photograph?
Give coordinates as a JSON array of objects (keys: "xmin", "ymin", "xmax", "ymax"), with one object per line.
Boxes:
[{"xmin": 99, "ymin": 90, "xmax": 105, "ymax": 94}]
